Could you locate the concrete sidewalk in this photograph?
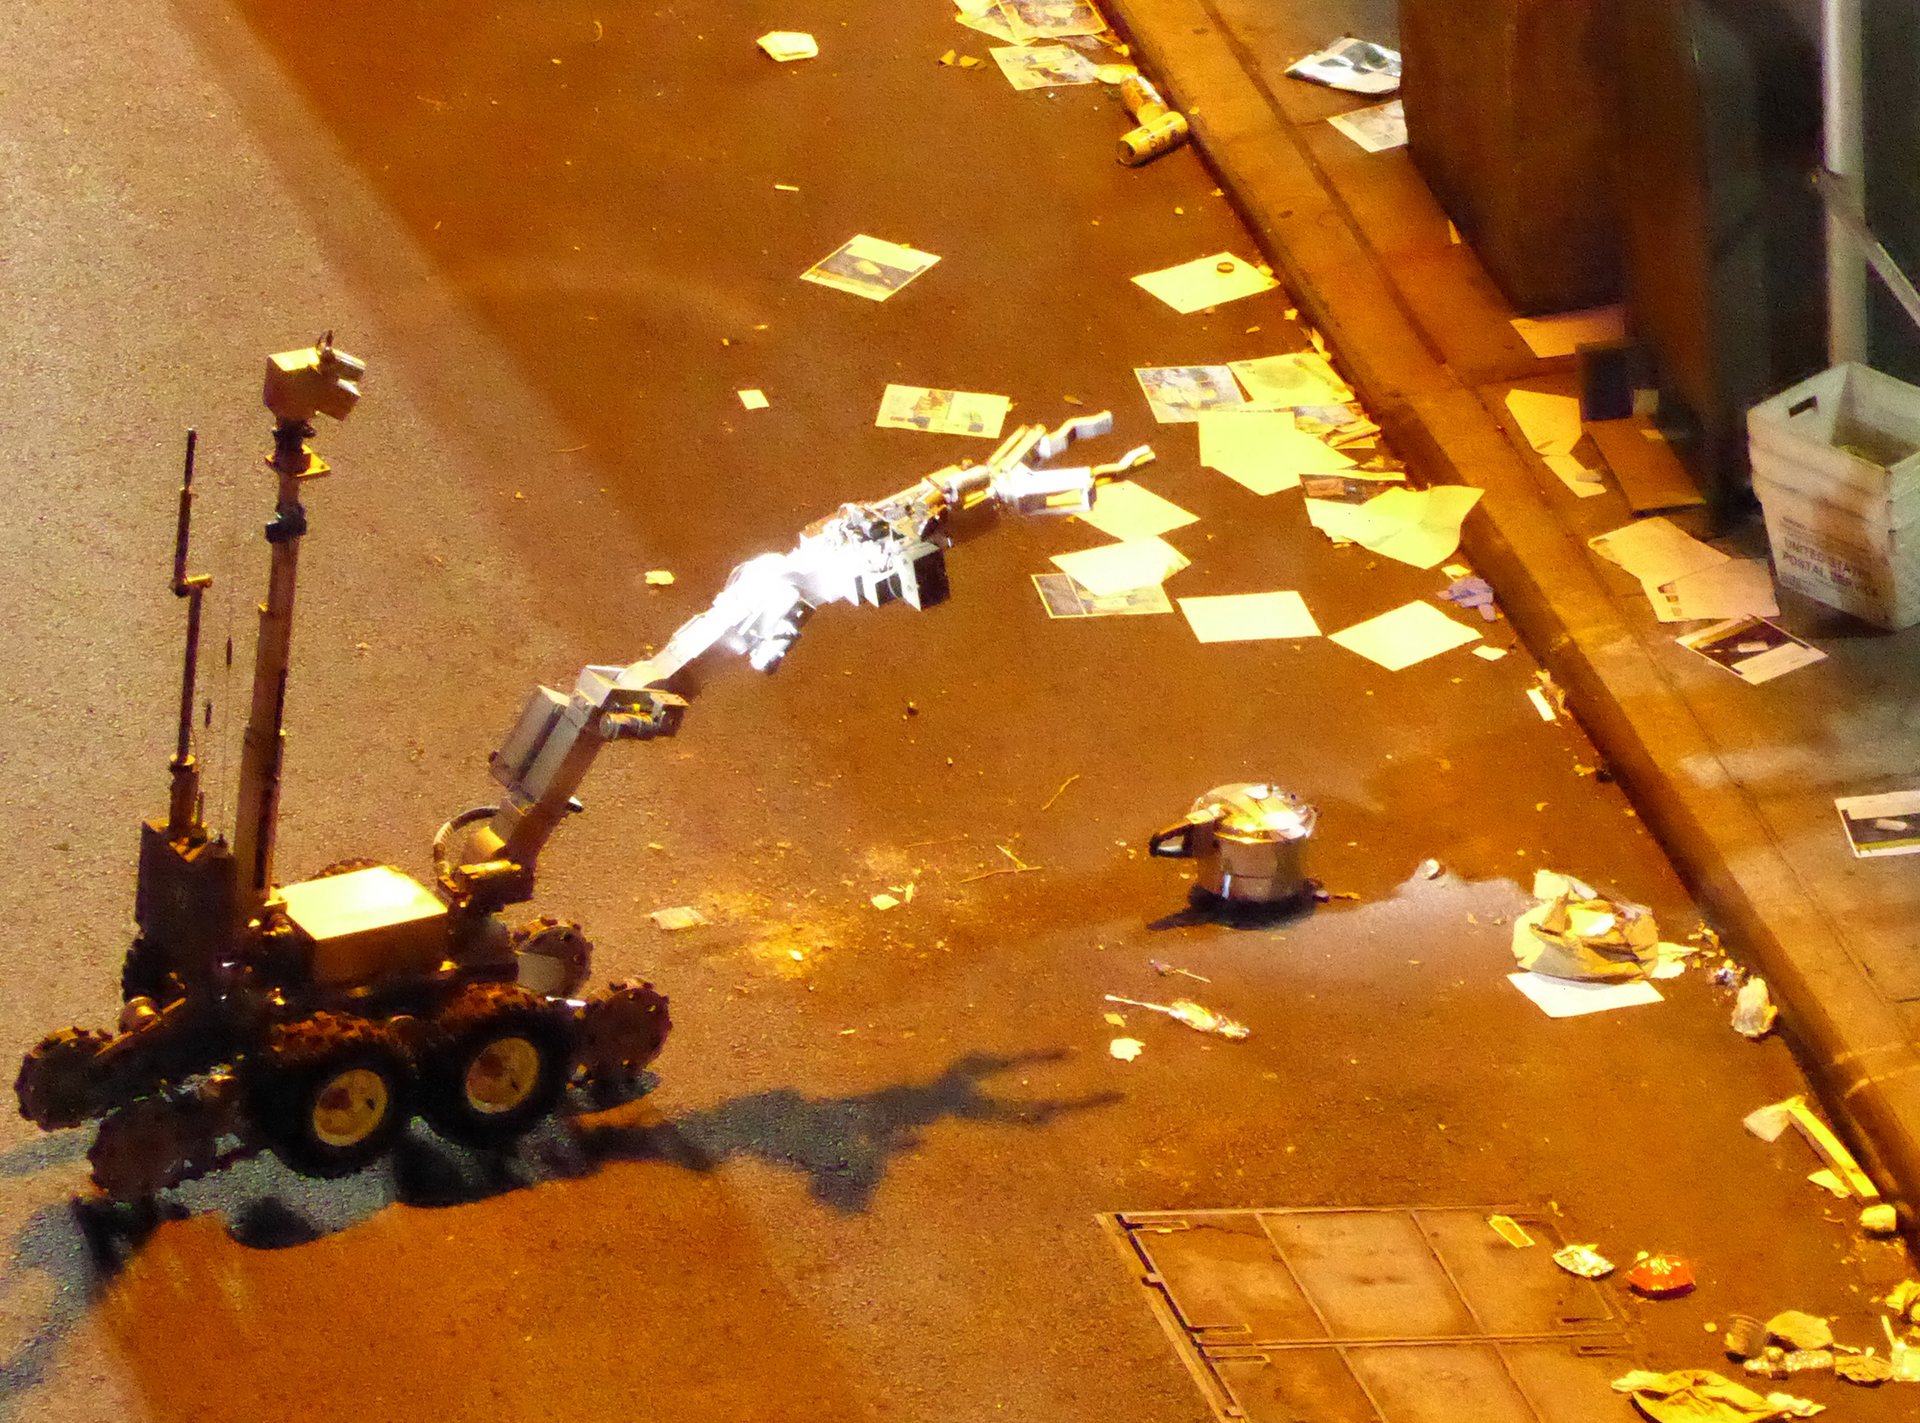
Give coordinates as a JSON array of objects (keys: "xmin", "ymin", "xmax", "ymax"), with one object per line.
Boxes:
[{"xmin": 1109, "ymin": 0, "xmax": 1920, "ymax": 1222}]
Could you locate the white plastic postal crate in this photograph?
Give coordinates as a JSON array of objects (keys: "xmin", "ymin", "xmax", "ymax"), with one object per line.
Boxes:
[{"xmin": 1747, "ymin": 362, "xmax": 1920, "ymax": 630}]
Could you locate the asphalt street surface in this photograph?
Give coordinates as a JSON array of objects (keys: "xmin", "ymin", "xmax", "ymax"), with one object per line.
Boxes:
[{"xmin": 0, "ymin": 2, "xmax": 1913, "ymax": 1420}]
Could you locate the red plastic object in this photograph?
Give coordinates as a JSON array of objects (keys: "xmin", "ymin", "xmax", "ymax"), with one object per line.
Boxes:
[{"xmin": 1625, "ymin": 1254, "xmax": 1696, "ymax": 1298}]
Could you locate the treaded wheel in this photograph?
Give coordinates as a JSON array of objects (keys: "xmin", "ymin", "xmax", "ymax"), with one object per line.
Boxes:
[
  {"xmin": 418, "ymin": 984, "xmax": 571, "ymax": 1149},
  {"xmin": 243, "ymin": 1014, "xmax": 412, "ymax": 1178},
  {"xmin": 120, "ymin": 935, "xmax": 183, "ymax": 1006}
]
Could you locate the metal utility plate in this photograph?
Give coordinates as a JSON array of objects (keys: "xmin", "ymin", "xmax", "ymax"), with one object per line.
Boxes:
[{"xmin": 1100, "ymin": 1207, "xmax": 1632, "ymax": 1423}]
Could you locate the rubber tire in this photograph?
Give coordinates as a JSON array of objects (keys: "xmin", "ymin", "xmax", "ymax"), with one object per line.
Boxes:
[
  {"xmin": 419, "ymin": 996, "xmax": 572, "ymax": 1150},
  {"xmin": 247, "ymin": 1029, "xmax": 412, "ymax": 1179}
]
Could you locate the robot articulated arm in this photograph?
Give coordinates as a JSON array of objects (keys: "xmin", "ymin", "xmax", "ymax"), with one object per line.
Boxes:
[{"xmin": 433, "ymin": 413, "xmax": 1151, "ymax": 909}]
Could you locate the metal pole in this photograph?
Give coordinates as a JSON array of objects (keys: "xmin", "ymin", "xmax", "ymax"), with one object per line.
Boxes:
[{"xmin": 1824, "ymin": 0, "xmax": 1868, "ymax": 365}]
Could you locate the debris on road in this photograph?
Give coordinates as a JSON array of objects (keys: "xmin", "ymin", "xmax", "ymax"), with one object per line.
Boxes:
[
  {"xmin": 1732, "ymin": 977, "xmax": 1778, "ymax": 1039},
  {"xmin": 1115, "ymin": 71, "xmax": 1189, "ymax": 166},
  {"xmin": 1285, "ymin": 37, "xmax": 1401, "ymax": 95},
  {"xmin": 1136, "ymin": 365, "xmax": 1251, "ymax": 423},
  {"xmin": 1887, "ymin": 1280, "xmax": 1920, "ymax": 1324},
  {"xmin": 1328, "ymin": 99, "xmax": 1407, "ymax": 154},
  {"xmin": 954, "ymin": 3, "xmax": 1018, "ymax": 44},
  {"xmin": 1303, "ymin": 486, "xmax": 1484, "ymax": 568},
  {"xmin": 1505, "ymin": 387, "xmax": 1606, "ymax": 498},
  {"xmin": 1439, "ymin": 574, "xmax": 1499, "ymax": 621},
  {"xmin": 1614, "ymin": 1369, "xmax": 1823, "ymax": 1422},
  {"xmin": 1149, "ymin": 960, "xmax": 1211, "ymax": 984},
  {"xmin": 1552, "ymin": 1243, "xmax": 1614, "ymax": 1279},
  {"xmin": 1177, "ymin": 591, "xmax": 1322, "ymax": 643},
  {"xmin": 1807, "ymin": 1169, "xmax": 1849, "ymax": 1198},
  {"xmin": 1031, "ymin": 572, "xmax": 1173, "ymax": 619},
  {"xmin": 1473, "ymin": 645, "xmax": 1511, "ymax": 662},
  {"xmin": 875, "ymin": 383, "xmax": 1010, "ymax": 439},
  {"xmin": 1104, "ymin": 994, "xmax": 1251, "ymax": 1040},
  {"xmin": 1041, "ymin": 774, "xmax": 1080, "ymax": 810},
  {"xmin": 870, "ymin": 892, "xmax": 900, "ymax": 911},
  {"xmin": 1103, "ymin": 1011, "xmax": 1127, "ymax": 1028},
  {"xmin": 1076, "ymin": 479, "xmax": 1198, "ymax": 540},
  {"xmin": 1202, "ymin": 410, "xmax": 1353, "ymax": 494},
  {"xmin": 1725, "ymin": 1315, "xmax": 1770, "ymax": 1360},
  {"xmin": 999, "ymin": 0, "xmax": 1108, "ymax": 43},
  {"xmin": 1766, "ymin": 1312, "xmax": 1834, "ymax": 1352},
  {"xmin": 1835, "ymin": 1352, "xmax": 1895, "ymax": 1385},
  {"xmin": 1231, "ymin": 351, "xmax": 1353, "ymax": 406},
  {"xmin": 1109, "ymin": 1036, "xmax": 1144, "ymax": 1062},
  {"xmin": 1626, "ymin": 1253, "xmax": 1697, "ymax": 1299},
  {"xmin": 1511, "ymin": 869, "xmax": 1664, "ymax": 982},
  {"xmin": 1417, "ymin": 857, "xmax": 1442, "ymax": 879},
  {"xmin": 1132, "ymin": 252, "xmax": 1279, "ymax": 314},
  {"xmin": 1744, "ymin": 1093, "xmax": 1891, "ymax": 1230},
  {"xmin": 756, "ymin": 31, "xmax": 819, "ymax": 62},
  {"xmin": 649, "ymin": 905, "xmax": 707, "ymax": 931},
  {"xmin": 1487, "ymin": 1214, "xmax": 1534, "ymax": 1248},
  {"xmin": 1329, "ymin": 600, "xmax": 1482, "ymax": 671},
  {"xmin": 801, "ymin": 234, "xmax": 941, "ymax": 302},
  {"xmin": 1049, "ymin": 535, "xmax": 1190, "ymax": 596},
  {"xmin": 1526, "ymin": 685, "xmax": 1558, "ymax": 722},
  {"xmin": 737, "ymin": 388, "xmax": 770, "ymax": 410},
  {"xmin": 1834, "ymin": 789, "xmax": 1920, "ymax": 858},
  {"xmin": 644, "ymin": 569, "xmax": 676, "ymax": 587},
  {"xmin": 990, "ymin": 44, "xmax": 1097, "ymax": 90},
  {"xmin": 1149, "ymin": 783, "xmax": 1316, "ymax": 906}
]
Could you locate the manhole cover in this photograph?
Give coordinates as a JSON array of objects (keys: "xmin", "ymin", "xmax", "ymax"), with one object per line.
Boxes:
[{"xmin": 1100, "ymin": 1207, "xmax": 1632, "ymax": 1423}]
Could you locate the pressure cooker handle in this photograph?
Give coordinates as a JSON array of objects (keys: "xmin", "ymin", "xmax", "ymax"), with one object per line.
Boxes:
[{"xmin": 1150, "ymin": 806, "xmax": 1223, "ymax": 858}]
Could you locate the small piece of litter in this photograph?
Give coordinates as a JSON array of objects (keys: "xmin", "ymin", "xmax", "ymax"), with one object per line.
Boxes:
[
  {"xmin": 1109, "ymin": 1037, "xmax": 1145, "ymax": 1062},
  {"xmin": 645, "ymin": 569, "xmax": 676, "ymax": 586},
  {"xmin": 1861, "ymin": 1202, "xmax": 1899, "ymax": 1235},
  {"xmin": 1473, "ymin": 645, "xmax": 1510, "ymax": 662},
  {"xmin": 649, "ymin": 905, "xmax": 706, "ymax": 931},
  {"xmin": 1766, "ymin": 1312, "xmax": 1834, "ymax": 1352},
  {"xmin": 1103, "ymin": 1011, "xmax": 1127, "ymax": 1028},
  {"xmin": 1552, "ymin": 1243, "xmax": 1614, "ymax": 1279},
  {"xmin": 870, "ymin": 893, "xmax": 900, "ymax": 911},
  {"xmin": 1418, "ymin": 858, "xmax": 1442, "ymax": 879},
  {"xmin": 788, "ymin": 948, "xmax": 805, "ymax": 962},
  {"xmin": 1612, "ymin": 1369, "xmax": 1819, "ymax": 1423},
  {"xmin": 1625, "ymin": 1253, "xmax": 1696, "ymax": 1298},
  {"xmin": 1487, "ymin": 1215, "xmax": 1534, "ymax": 1248},
  {"xmin": 757, "ymin": 31, "xmax": 818, "ymax": 62},
  {"xmin": 1149, "ymin": 959, "xmax": 1211, "ymax": 983},
  {"xmin": 1104, "ymin": 993, "xmax": 1250, "ymax": 1040},
  {"xmin": 1526, "ymin": 687, "xmax": 1557, "ymax": 722},
  {"xmin": 774, "ymin": 182, "xmax": 800, "ymax": 192},
  {"xmin": 1835, "ymin": 1353, "xmax": 1894, "ymax": 1385},
  {"xmin": 1807, "ymin": 1168, "xmax": 1849, "ymax": 1199},
  {"xmin": 1732, "ymin": 977, "xmax": 1778, "ymax": 1039},
  {"xmin": 738, "ymin": 388, "xmax": 769, "ymax": 410}
]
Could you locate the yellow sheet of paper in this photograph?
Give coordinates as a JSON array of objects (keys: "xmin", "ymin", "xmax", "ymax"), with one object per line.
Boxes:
[
  {"xmin": 757, "ymin": 31, "xmax": 819, "ymax": 61},
  {"xmin": 1504, "ymin": 389, "xmax": 1582, "ymax": 457},
  {"xmin": 1544, "ymin": 452, "xmax": 1606, "ymax": 498},
  {"xmin": 1178, "ymin": 592, "xmax": 1321, "ymax": 642},
  {"xmin": 1050, "ymin": 537, "xmax": 1190, "ymax": 597},
  {"xmin": 1336, "ymin": 485, "xmax": 1483, "ymax": 569},
  {"xmin": 1200, "ymin": 410, "xmax": 1353, "ymax": 494},
  {"xmin": 1078, "ymin": 481, "xmax": 1199, "ymax": 540},
  {"xmin": 1132, "ymin": 253, "xmax": 1278, "ymax": 314},
  {"xmin": 1229, "ymin": 352, "xmax": 1353, "ymax": 406},
  {"xmin": 1330, "ymin": 600, "xmax": 1481, "ymax": 670},
  {"xmin": 1303, "ymin": 498, "xmax": 1375, "ymax": 543},
  {"xmin": 1510, "ymin": 305, "xmax": 1626, "ymax": 360},
  {"xmin": 738, "ymin": 388, "xmax": 769, "ymax": 410}
]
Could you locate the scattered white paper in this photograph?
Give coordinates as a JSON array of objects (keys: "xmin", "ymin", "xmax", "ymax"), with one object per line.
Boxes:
[
  {"xmin": 1285, "ymin": 37, "xmax": 1401, "ymax": 95},
  {"xmin": 990, "ymin": 44, "xmax": 1097, "ymax": 89},
  {"xmin": 757, "ymin": 31, "xmax": 819, "ymax": 62},
  {"xmin": 1109, "ymin": 1036, "xmax": 1145, "ymax": 1062},
  {"xmin": 875, "ymin": 384, "xmax": 1010, "ymax": 439},
  {"xmin": 1836, "ymin": 790, "xmax": 1920, "ymax": 858},
  {"xmin": 1510, "ymin": 305, "xmax": 1627, "ymax": 360},
  {"xmin": 1136, "ymin": 365, "xmax": 1250, "ymax": 424},
  {"xmin": 1676, "ymin": 616, "xmax": 1827, "ymax": 685},
  {"xmin": 1330, "ymin": 600, "xmax": 1482, "ymax": 670},
  {"xmin": 1328, "ymin": 99, "xmax": 1407, "ymax": 153},
  {"xmin": 801, "ymin": 234, "xmax": 941, "ymax": 301},
  {"xmin": 1133, "ymin": 253, "xmax": 1279, "ymax": 314},
  {"xmin": 870, "ymin": 892, "xmax": 900, "ymax": 911},
  {"xmin": 1200, "ymin": 409, "xmax": 1353, "ymax": 494},
  {"xmin": 1178, "ymin": 591, "xmax": 1321, "ymax": 643},
  {"xmin": 1031, "ymin": 573, "xmax": 1174, "ymax": 619},
  {"xmin": 1508, "ymin": 971, "xmax": 1663, "ymax": 1018},
  {"xmin": 1527, "ymin": 687, "xmax": 1557, "ymax": 722},
  {"xmin": 1473, "ymin": 645, "xmax": 1510, "ymax": 662},
  {"xmin": 998, "ymin": 0, "xmax": 1106, "ymax": 42},
  {"xmin": 1654, "ymin": 559, "xmax": 1779, "ymax": 622},
  {"xmin": 737, "ymin": 388, "xmax": 769, "ymax": 410},
  {"xmin": 956, "ymin": 6, "xmax": 1018, "ymax": 42},
  {"xmin": 1230, "ymin": 352, "xmax": 1353, "ymax": 407},
  {"xmin": 649, "ymin": 905, "xmax": 707, "ymax": 931},
  {"xmin": 1078, "ymin": 481, "xmax": 1199, "ymax": 540},
  {"xmin": 1303, "ymin": 497, "xmax": 1376, "ymax": 545},
  {"xmin": 1589, "ymin": 518, "xmax": 1730, "ymax": 608},
  {"xmin": 1325, "ymin": 485, "xmax": 1483, "ymax": 569},
  {"xmin": 1050, "ymin": 537, "xmax": 1190, "ymax": 597},
  {"xmin": 1505, "ymin": 389, "xmax": 1583, "ymax": 457},
  {"xmin": 1544, "ymin": 453, "xmax": 1607, "ymax": 499}
]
